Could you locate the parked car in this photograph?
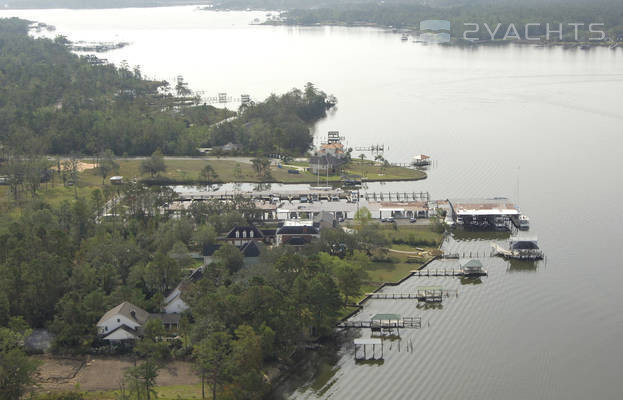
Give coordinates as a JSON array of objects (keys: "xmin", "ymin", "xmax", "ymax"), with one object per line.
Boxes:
[{"xmin": 410, "ymin": 217, "xmax": 417, "ymax": 223}]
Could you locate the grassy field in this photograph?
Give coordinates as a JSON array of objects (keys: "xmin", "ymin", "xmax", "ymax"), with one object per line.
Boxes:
[
  {"xmin": 0, "ymin": 180, "xmax": 98, "ymax": 215},
  {"xmin": 78, "ymin": 158, "xmax": 427, "ymax": 185},
  {"xmin": 343, "ymin": 159, "xmax": 425, "ymax": 181},
  {"xmin": 0, "ymin": 157, "xmax": 425, "ymax": 210},
  {"xmin": 355, "ymin": 224, "xmax": 444, "ymax": 302}
]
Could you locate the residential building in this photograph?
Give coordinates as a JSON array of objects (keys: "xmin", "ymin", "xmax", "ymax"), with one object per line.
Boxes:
[{"xmin": 275, "ymin": 220, "xmax": 320, "ymax": 246}]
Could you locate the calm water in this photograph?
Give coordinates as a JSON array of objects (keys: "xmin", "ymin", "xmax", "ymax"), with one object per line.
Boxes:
[{"xmin": 3, "ymin": 6, "xmax": 623, "ymax": 399}]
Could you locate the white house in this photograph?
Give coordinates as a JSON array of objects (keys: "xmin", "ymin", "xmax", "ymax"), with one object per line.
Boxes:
[
  {"xmin": 164, "ymin": 284, "xmax": 190, "ymax": 314},
  {"xmin": 96, "ymin": 302, "xmax": 150, "ymax": 342}
]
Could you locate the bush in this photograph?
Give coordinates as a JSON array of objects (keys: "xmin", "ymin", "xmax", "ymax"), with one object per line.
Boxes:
[{"xmin": 34, "ymin": 392, "xmax": 85, "ymax": 400}]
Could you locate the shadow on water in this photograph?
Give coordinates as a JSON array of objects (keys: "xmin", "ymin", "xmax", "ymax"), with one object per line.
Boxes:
[
  {"xmin": 459, "ymin": 277, "xmax": 483, "ymax": 285},
  {"xmin": 272, "ymin": 334, "xmax": 345, "ymax": 399},
  {"xmin": 416, "ymin": 302, "xmax": 444, "ymax": 310},
  {"xmin": 507, "ymin": 258, "xmax": 541, "ymax": 273},
  {"xmin": 355, "ymin": 358, "xmax": 385, "ymax": 366}
]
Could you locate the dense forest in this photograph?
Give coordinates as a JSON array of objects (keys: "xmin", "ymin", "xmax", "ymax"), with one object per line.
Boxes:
[
  {"xmin": 0, "ymin": 183, "xmax": 388, "ymax": 398},
  {"xmin": 0, "ymin": 18, "xmax": 335, "ymax": 157}
]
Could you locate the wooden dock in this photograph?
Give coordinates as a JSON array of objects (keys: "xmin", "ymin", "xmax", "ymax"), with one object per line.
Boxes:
[
  {"xmin": 176, "ymin": 188, "xmax": 346, "ymax": 202},
  {"xmin": 367, "ymin": 289, "xmax": 457, "ymax": 302},
  {"xmin": 410, "ymin": 269, "xmax": 487, "ymax": 277},
  {"xmin": 338, "ymin": 316, "xmax": 422, "ymax": 329},
  {"xmin": 363, "ymin": 191, "xmax": 430, "ymax": 202}
]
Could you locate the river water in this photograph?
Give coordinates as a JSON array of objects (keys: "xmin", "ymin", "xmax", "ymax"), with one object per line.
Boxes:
[{"xmin": 2, "ymin": 6, "xmax": 623, "ymax": 399}]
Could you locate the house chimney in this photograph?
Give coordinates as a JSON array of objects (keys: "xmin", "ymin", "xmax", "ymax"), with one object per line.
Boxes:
[{"xmin": 131, "ymin": 310, "xmax": 136, "ymax": 320}]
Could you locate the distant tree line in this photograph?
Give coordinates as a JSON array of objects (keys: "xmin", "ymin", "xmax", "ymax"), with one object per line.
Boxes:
[
  {"xmin": 0, "ymin": 18, "xmax": 335, "ymax": 158},
  {"xmin": 281, "ymin": 1, "xmax": 623, "ymax": 40},
  {"xmin": 207, "ymin": 0, "xmax": 623, "ymax": 40},
  {"xmin": 3, "ymin": 0, "xmax": 211, "ymax": 9}
]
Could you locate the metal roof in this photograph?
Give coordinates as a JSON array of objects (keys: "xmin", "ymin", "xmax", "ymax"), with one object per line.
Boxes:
[
  {"xmin": 450, "ymin": 198, "xmax": 519, "ymax": 216},
  {"xmin": 371, "ymin": 313, "xmax": 401, "ymax": 321}
]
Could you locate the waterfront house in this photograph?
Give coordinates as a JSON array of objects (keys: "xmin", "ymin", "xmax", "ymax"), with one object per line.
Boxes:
[
  {"xmin": 308, "ymin": 154, "xmax": 347, "ymax": 175},
  {"xmin": 319, "ymin": 142, "xmax": 346, "ymax": 158}
]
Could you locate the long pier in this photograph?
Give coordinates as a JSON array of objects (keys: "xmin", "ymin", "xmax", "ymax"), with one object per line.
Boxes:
[
  {"xmin": 363, "ymin": 191, "xmax": 430, "ymax": 202},
  {"xmin": 338, "ymin": 316, "xmax": 422, "ymax": 329},
  {"xmin": 367, "ymin": 290, "xmax": 457, "ymax": 302},
  {"xmin": 176, "ymin": 190, "xmax": 431, "ymax": 203},
  {"xmin": 176, "ymin": 189, "xmax": 346, "ymax": 202},
  {"xmin": 410, "ymin": 269, "xmax": 487, "ymax": 277}
]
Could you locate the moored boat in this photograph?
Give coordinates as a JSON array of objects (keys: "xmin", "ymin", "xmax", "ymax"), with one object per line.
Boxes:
[{"xmin": 492, "ymin": 236, "xmax": 544, "ymax": 260}]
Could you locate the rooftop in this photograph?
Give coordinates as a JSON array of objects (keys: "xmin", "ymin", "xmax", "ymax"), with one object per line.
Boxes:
[
  {"xmin": 450, "ymin": 198, "xmax": 519, "ymax": 216},
  {"xmin": 371, "ymin": 313, "xmax": 401, "ymax": 321},
  {"xmin": 368, "ymin": 201, "xmax": 428, "ymax": 212},
  {"xmin": 97, "ymin": 302, "xmax": 150, "ymax": 326},
  {"xmin": 462, "ymin": 259, "xmax": 484, "ymax": 269}
]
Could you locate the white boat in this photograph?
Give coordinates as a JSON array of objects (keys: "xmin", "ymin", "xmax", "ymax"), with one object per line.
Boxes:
[{"xmin": 519, "ymin": 214, "xmax": 530, "ymax": 230}]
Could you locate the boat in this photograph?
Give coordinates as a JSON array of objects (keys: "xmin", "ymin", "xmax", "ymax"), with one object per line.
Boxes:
[
  {"xmin": 518, "ymin": 214, "xmax": 530, "ymax": 230},
  {"xmin": 492, "ymin": 236, "xmax": 544, "ymax": 260},
  {"xmin": 461, "ymin": 259, "xmax": 487, "ymax": 277},
  {"xmin": 411, "ymin": 154, "xmax": 431, "ymax": 167},
  {"xmin": 510, "ymin": 214, "xmax": 530, "ymax": 230}
]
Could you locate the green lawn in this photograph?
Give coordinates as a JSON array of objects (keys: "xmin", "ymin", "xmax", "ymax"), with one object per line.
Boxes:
[
  {"xmin": 378, "ymin": 224, "xmax": 444, "ymax": 247},
  {"xmin": 350, "ymin": 224, "xmax": 443, "ymax": 302},
  {"xmin": 88, "ymin": 158, "xmax": 426, "ymax": 185},
  {"xmin": 344, "ymin": 159, "xmax": 426, "ymax": 181}
]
